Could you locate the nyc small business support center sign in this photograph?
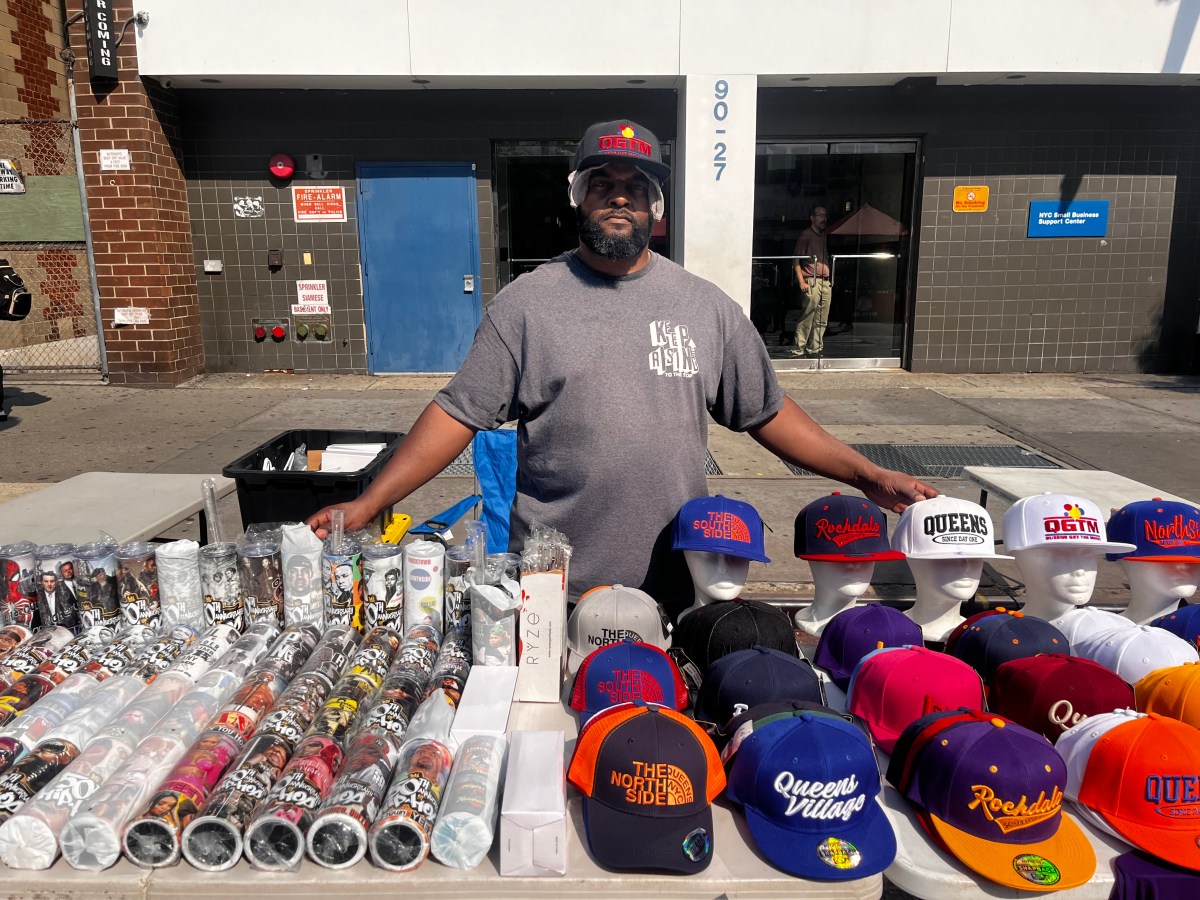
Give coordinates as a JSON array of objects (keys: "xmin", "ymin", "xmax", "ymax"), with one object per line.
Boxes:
[{"xmin": 1028, "ymin": 200, "xmax": 1110, "ymax": 238}]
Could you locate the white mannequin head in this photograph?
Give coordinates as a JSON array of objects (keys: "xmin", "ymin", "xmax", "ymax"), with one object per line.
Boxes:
[
  {"xmin": 1120, "ymin": 560, "xmax": 1200, "ymax": 625},
  {"xmin": 905, "ymin": 556, "xmax": 984, "ymax": 642},
  {"xmin": 1011, "ymin": 546, "xmax": 1100, "ymax": 622},
  {"xmin": 794, "ymin": 559, "xmax": 875, "ymax": 636},
  {"xmin": 679, "ymin": 549, "xmax": 751, "ymax": 621}
]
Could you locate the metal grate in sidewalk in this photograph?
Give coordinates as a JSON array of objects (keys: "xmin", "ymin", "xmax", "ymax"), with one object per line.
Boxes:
[{"xmin": 784, "ymin": 444, "xmax": 1060, "ymax": 478}]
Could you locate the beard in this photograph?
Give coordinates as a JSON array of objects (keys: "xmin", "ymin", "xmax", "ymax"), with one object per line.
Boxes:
[{"xmin": 577, "ymin": 208, "xmax": 652, "ymax": 260}]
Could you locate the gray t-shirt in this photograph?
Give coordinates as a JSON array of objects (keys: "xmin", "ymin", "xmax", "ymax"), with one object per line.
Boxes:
[{"xmin": 435, "ymin": 250, "xmax": 784, "ymax": 612}]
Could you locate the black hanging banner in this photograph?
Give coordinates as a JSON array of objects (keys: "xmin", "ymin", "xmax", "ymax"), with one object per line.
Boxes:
[{"xmin": 83, "ymin": 0, "xmax": 118, "ymax": 80}]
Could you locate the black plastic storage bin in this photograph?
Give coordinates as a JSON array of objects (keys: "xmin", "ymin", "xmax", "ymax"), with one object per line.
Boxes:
[{"xmin": 222, "ymin": 429, "xmax": 404, "ymax": 527}]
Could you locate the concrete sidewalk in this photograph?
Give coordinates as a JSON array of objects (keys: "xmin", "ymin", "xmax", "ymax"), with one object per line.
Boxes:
[{"xmin": 2, "ymin": 369, "xmax": 1199, "ymax": 608}]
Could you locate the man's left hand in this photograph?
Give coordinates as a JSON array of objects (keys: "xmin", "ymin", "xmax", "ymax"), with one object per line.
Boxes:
[{"xmin": 859, "ymin": 468, "xmax": 939, "ymax": 514}]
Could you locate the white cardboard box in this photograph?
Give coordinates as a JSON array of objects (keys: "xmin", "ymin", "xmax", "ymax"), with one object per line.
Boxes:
[
  {"xmin": 448, "ymin": 664, "xmax": 518, "ymax": 748},
  {"xmin": 515, "ymin": 568, "xmax": 567, "ymax": 702},
  {"xmin": 500, "ymin": 729, "xmax": 566, "ymax": 877}
]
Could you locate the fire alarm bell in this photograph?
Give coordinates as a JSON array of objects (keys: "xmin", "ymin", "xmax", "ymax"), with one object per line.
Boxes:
[{"xmin": 267, "ymin": 250, "xmax": 283, "ymax": 268}]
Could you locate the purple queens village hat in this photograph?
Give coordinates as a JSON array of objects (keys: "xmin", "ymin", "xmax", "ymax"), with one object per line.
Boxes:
[
  {"xmin": 725, "ymin": 713, "xmax": 897, "ymax": 880},
  {"xmin": 672, "ymin": 495, "xmax": 770, "ymax": 563}
]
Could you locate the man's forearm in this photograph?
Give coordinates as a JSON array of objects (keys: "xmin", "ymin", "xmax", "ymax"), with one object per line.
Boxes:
[{"xmin": 356, "ymin": 400, "xmax": 477, "ymax": 515}]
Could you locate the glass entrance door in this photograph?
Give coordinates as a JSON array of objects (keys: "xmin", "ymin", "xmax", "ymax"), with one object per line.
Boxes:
[{"xmin": 752, "ymin": 141, "xmax": 918, "ymax": 366}]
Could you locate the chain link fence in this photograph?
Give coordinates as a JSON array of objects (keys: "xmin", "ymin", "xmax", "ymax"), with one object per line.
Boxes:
[{"xmin": 0, "ymin": 119, "xmax": 102, "ymax": 373}]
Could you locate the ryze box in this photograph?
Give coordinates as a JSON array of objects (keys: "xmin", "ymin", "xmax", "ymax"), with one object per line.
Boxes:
[
  {"xmin": 515, "ymin": 567, "xmax": 567, "ymax": 702},
  {"xmin": 500, "ymin": 729, "xmax": 566, "ymax": 876}
]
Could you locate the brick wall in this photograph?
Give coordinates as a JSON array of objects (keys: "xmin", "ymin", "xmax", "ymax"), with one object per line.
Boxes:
[{"xmin": 66, "ymin": 0, "xmax": 201, "ymax": 384}]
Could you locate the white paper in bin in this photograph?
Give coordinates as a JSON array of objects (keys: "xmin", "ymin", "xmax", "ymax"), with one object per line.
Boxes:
[{"xmin": 500, "ymin": 729, "xmax": 565, "ymax": 877}]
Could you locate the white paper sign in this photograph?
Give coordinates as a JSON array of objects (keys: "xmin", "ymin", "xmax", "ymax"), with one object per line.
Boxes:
[
  {"xmin": 293, "ymin": 280, "xmax": 331, "ymax": 315},
  {"xmin": 0, "ymin": 159, "xmax": 25, "ymax": 194},
  {"xmin": 113, "ymin": 307, "xmax": 150, "ymax": 325},
  {"xmin": 99, "ymin": 149, "xmax": 131, "ymax": 171}
]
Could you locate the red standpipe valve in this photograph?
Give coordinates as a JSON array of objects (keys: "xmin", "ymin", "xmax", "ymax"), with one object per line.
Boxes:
[
  {"xmin": 271, "ymin": 325, "xmax": 286, "ymax": 341},
  {"xmin": 253, "ymin": 325, "xmax": 267, "ymax": 340}
]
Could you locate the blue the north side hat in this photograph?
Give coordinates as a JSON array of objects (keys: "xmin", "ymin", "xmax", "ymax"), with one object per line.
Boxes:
[
  {"xmin": 1105, "ymin": 499, "xmax": 1200, "ymax": 562},
  {"xmin": 794, "ymin": 493, "xmax": 904, "ymax": 562},
  {"xmin": 672, "ymin": 495, "xmax": 770, "ymax": 563},
  {"xmin": 725, "ymin": 713, "xmax": 898, "ymax": 880}
]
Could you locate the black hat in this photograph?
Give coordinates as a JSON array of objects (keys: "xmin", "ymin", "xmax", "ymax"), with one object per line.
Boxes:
[
  {"xmin": 692, "ymin": 646, "xmax": 823, "ymax": 727},
  {"xmin": 673, "ymin": 599, "xmax": 797, "ymax": 674},
  {"xmin": 574, "ymin": 120, "xmax": 671, "ymax": 181}
]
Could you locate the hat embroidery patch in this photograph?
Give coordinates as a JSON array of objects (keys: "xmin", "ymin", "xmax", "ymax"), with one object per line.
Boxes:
[
  {"xmin": 774, "ymin": 771, "xmax": 867, "ymax": 821},
  {"xmin": 691, "ymin": 511, "xmax": 752, "ymax": 545},
  {"xmin": 1144, "ymin": 514, "xmax": 1200, "ymax": 550},
  {"xmin": 649, "ymin": 321, "xmax": 699, "ymax": 379},
  {"xmin": 586, "ymin": 627, "xmax": 644, "ymax": 650},
  {"xmin": 1146, "ymin": 775, "xmax": 1200, "ymax": 817},
  {"xmin": 598, "ymin": 124, "xmax": 652, "ymax": 159},
  {"xmin": 597, "ymin": 669, "xmax": 665, "ymax": 705},
  {"xmin": 923, "ymin": 512, "xmax": 989, "ymax": 545},
  {"xmin": 1042, "ymin": 504, "xmax": 1100, "ymax": 540},
  {"xmin": 610, "ymin": 761, "xmax": 694, "ymax": 805},
  {"xmin": 817, "ymin": 837, "xmax": 862, "ymax": 870},
  {"xmin": 969, "ymin": 783, "xmax": 1063, "ymax": 834},
  {"xmin": 1047, "ymin": 699, "xmax": 1086, "ymax": 732},
  {"xmin": 814, "ymin": 515, "xmax": 882, "ymax": 548}
]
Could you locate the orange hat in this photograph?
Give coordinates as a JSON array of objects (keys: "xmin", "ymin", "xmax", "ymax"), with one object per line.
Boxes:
[{"xmin": 1135, "ymin": 662, "xmax": 1200, "ymax": 728}]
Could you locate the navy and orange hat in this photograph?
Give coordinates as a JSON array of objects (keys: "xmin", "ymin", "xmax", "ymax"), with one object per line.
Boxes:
[
  {"xmin": 567, "ymin": 702, "xmax": 724, "ymax": 873},
  {"xmin": 948, "ymin": 610, "xmax": 1068, "ymax": 682},
  {"xmin": 672, "ymin": 495, "xmax": 770, "ymax": 563},
  {"xmin": 794, "ymin": 493, "xmax": 904, "ymax": 562},
  {"xmin": 570, "ymin": 638, "xmax": 687, "ymax": 725},
  {"xmin": 574, "ymin": 120, "xmax": 671, "ymax": 182}
]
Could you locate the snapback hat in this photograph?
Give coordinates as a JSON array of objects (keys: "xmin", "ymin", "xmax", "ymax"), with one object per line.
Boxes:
[
  {"xmin": 672, "ymin": 599, "xmax": 797, "ymax": 674},
  {"xmin": 720, "ymin": 701, "xmax": 859, "ymax": 762},
  {"xmin": 1149, "ymin": 605, "xmax": 1200, "ymax": 650},
  {"xmin": 948, "ymin": 610, "xmax": 1069, "ymax": 682},
  {"xmin": 812, "ymin": 604, "xmax": 923, "ymax": 690},
  {"xmin": 901, "ymin": 715, "xmax": 1096, "ymax": 891},
  {"xmin": 989, "ymin": 653, "xmax": 1135, "ymax": 743},
  {"xmin": 886, "ymin": 707, "xmax": 999, "ymax": 797},
  {"xmin": 1105, "ymin": 499, "xmax": 1200, "ymax": 562},
  {"xmin": 892, "ymin": 496, "xmax": 1012, "ymax": 560},
  {"xmin": 1073, "ymin": 624, "xmax": 1199, "ymax": 684},
  {"xmin": 671, "ymin": 495, "xmax": 770, "ymax": 563},
  {"xmin": 573, "ymin": 120, "xmax": 671, "ymax": 182},
  {"xmin": 793, "ymin": 493, "xmax": 904, "ymax": 562},
  {"xmin": 725, "ymin": 713, "xmax": 897, "ymax": 880},
  {"xmin": 943, "ymin": 607, "xmax": 1013, "ymax": 654},
  {"xmin": 570, "ymin": 638, "xmax": 687, "ymax": 724},
  {"xmin": 692, "ymin": 646, "xmax": 823, "ymax": 726},
  {"xmin": 845, "ymin": 646, "xmax": 986, "ymax": 753},
  {"xmin": 567, "ymin": 703, "xmax": 724, "ymax": 873},
  {"xmin": 1055, "ymin": 708, "xmax": 1146, "ymax": 841},
  {"xmin": 1054, "ymin": 607, "xmax": 1136, "ymax": 648},
  {"xmin": 1075, "ymin": 712, "xmax": 1200, "ymax": 870},
  {"xmin": 1003, "ymin": 493, "xmax": 1137, "ymax": 554},
  {"xmin": 1133, "ymin": 661, "xmax": 1200, "ymax": 728},
  {"xmin": 567, "ymin": 584, "xmax": 672, "ymax": 674}
]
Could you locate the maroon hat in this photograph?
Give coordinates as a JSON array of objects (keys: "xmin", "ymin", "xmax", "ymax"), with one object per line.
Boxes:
[{"xmin": 987, "ymin": 653, "xmax": 1134, "ymax": 744}]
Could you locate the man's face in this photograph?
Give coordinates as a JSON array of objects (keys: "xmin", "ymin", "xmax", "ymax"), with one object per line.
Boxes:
[
  {"xmin": 41, "ymin": 573, "xmax": 57, "ymax": 592},
  {"xmin": 286, "ymin": 561, "xmax": 314, "ymax": 593},
  {"xmin": 577, "ymin": 163, "xmax": 653, "ymax": 260},
  {"xmin": 384, "ymin": 570, "xmax": 398, "ymax": 590},
  {"xmin": 334, "ymin": 564, "xmax": 354, "ymax": 592},
  {"xmin": 61, "ymin": 562, "xmax": 74, "ymax": 580},
  {"xmin": 811, "ymin": 207, "xmax": 828, "ymax": 232}
]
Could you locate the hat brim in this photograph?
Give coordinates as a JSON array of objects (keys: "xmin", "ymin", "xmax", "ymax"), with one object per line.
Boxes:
[
  {"xmin": 905, "ymin": 551, "xmax": 1014, "ymax": 561},
  {"xmin": 581, "ymin": 796, "xmax": 713, "ymax": 873},
  {"xmin": 675, "ymin": 540, "xmax": 770, "ymax": 563},
  {"xmin": 574, "ymin": 153, "xmax": 671, "ymax": 182},
  {"xmin": 1092, "ymin": 808, "xmax": 1200, "ymax": 870},
  {"xmin": 1018, "ymin": 541, "xmax": 1137, "ymax": 555},
  {"xmin": 1112, "ymin": 554, "xmax": 1200, "ymax": 563},
  {"xmin": 798, "ymin": 550, "xmax": 905, "ymax": 562},
  {"xmin": 741, "ymin": 795, "xmax": 897, "ymax": 880},
  {"xmin": 924, "ymin": 807, "xmax": 1096, "ymax": 891}
]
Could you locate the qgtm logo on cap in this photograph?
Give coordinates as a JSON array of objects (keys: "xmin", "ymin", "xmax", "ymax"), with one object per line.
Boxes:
[
  {"xmin": 924, "ymin": 512, "xmax": 988, "ymax": 545},
  {"xmin": 1042, "ymin": 504, "xmax": 1100, "ymax": 540},
  {"xmin": 598, "ymin": 669, "xmax": 665, "ymax": 705},
  {"xmin": 1144, "ymin": 515, "xmax": 1200, "ymax": 550},
  {"xmin": 598, "ymin": 124, "xmax": 652, "ymax": 159},
  {"xmin": 969, "ymin": 783, "xmax": 1063, "ymax": 834},
  {"xmin": 610, "ymin": 760, "xmax": 694, "ymax": 806},
  {"xmin": 815, "ymin": 516, "xmax": 882, "ymax": 548},
  {"xmin": 692, "ymin": 512, "xmax": 751, "ymax": 544}
]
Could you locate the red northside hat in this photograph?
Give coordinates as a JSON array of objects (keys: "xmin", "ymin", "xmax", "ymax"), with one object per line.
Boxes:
[
  {"xmin": 574, "ymin": 120, "xmax": 671, "ymax": 182},
  {"xmin": 989, "ymin": 654, "xmax": 1134, "ymax": 743},
  {"xmin": 1077, "ymin": 713, "xmax": 1200, "ymax": 870},
  {"xmin": 568, "ymin": 703, "xmax": 724, "ymax": 873},
  {"xmin": 902, "ymin": 716, "xmax": 1096, "ymax": 891}
]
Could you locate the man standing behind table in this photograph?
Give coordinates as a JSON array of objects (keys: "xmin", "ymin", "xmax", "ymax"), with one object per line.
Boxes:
[
  {"xmin": 792, "ymin": 206, "xmax": 832, "ymax": 358},
  {"xmin": 307, "ymin": 120, "xmax": 936, "ymax": 618}
]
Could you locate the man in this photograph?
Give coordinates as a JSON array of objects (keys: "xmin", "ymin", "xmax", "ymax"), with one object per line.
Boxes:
[
  {"xmin": 307, "ymin": 119, "xmax": 935, "ymax": 617},
  {"xmin": 35, "ymin": 571, "xmax": 79, "ymax": 632},
  {"xmin": 792, "ymin": 206, "xmax": 833, "ymax": 357}
]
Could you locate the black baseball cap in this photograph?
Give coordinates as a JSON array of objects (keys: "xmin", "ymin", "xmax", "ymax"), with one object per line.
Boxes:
[
  {"xmin": 673, "ymin": 599, "xmax": 797, "ymax": 674},
  {"xmin": 574, "ymin": 120, "xmax": 671, "ymax": 181},
  {"xmin": 693, "ymin": 646, "xmax": 823, "ymax": 727}
]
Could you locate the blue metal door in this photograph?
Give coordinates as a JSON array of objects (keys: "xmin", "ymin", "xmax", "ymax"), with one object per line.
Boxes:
[{"xmin": 357, "ymin": 162, "xmax": 482, "ymax": 372}]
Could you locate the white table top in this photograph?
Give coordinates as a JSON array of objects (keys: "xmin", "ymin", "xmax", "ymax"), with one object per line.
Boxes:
[
  {"xmin": 0, "ymin": 472, "xmax": 235, "ymax": 546},
  {"xmin": 960, "ymin": 466, "xmax": 1195, "ymax": 515}
]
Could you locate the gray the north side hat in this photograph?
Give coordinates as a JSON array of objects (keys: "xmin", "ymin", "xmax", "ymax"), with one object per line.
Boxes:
[{"xmin": 574, "ymin": 120, "xmax": 671, "ymax": 181}]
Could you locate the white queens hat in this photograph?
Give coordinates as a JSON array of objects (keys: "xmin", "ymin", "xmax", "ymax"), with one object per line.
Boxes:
[{"xmin": 892, "ymin": 496, "xmax": 1012, "ymax": 560}]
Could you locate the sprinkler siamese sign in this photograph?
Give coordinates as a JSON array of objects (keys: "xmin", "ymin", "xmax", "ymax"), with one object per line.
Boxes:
[
  {"xmin": 1027, "ymin": 200, "xmax": 1109, "ymax": 238},
  {"xmin": 293, "ymin": 280, "xmax": 331, "ymax": 315},
  {"xmin": 292, "ymin": 186, "xmax": 347, "ymax": 222}
]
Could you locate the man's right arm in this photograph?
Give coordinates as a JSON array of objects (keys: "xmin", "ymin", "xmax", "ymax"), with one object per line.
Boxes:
[{"xmin": 305, "ymin": 401, "xmax": 476, "ymax": 538}]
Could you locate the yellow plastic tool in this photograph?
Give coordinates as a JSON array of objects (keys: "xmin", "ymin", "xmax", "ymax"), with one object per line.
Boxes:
[{"xmin": 381, "ymin": 513, "xmax": 412, "ymax": 545}]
